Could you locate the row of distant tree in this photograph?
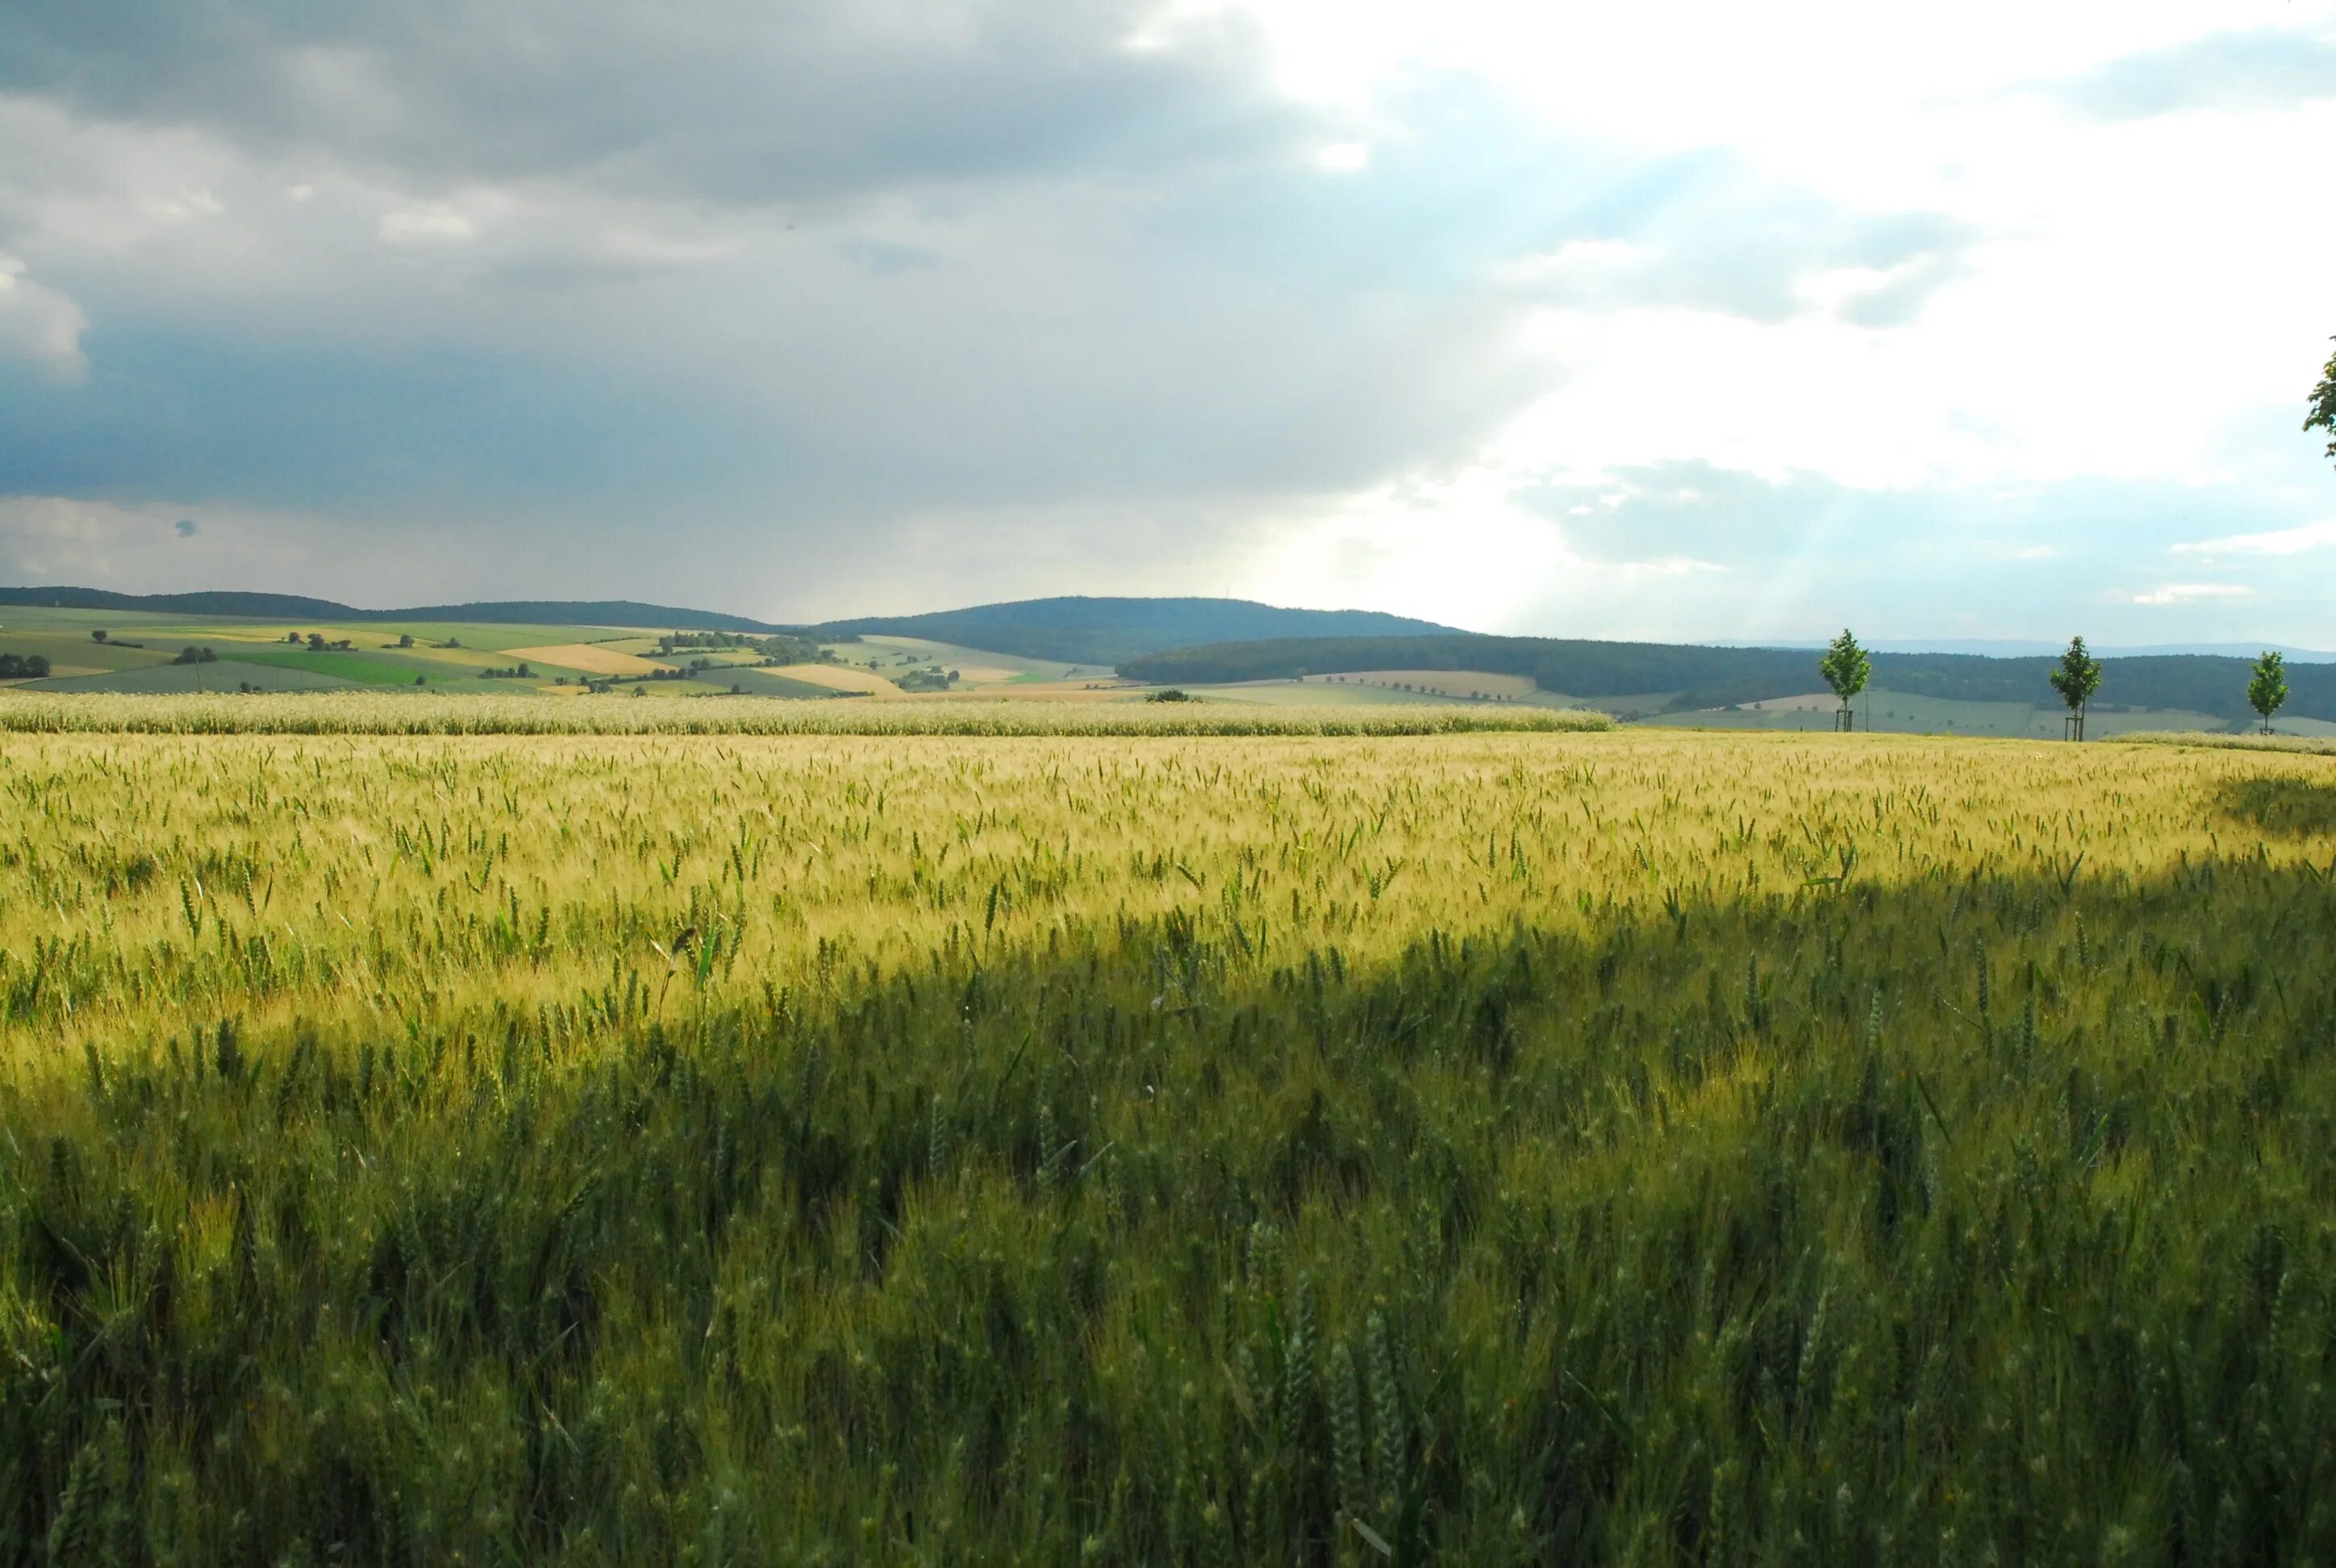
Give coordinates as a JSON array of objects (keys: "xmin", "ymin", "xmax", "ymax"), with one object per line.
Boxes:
[
  {"xmin": 1821, "ymin": 632, "xmax": 2292, "ymax": 738},
  {"xmin": 657, "ymin": 630, "xmax": 830, "ymax": 665}
]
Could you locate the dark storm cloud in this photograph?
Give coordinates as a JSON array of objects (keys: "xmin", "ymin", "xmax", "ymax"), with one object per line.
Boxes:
[
  {"xmin": 2046, "ymin": 28, "xmax": 2336, "ymax": 121},
  {"xmin": 0, "ymin": 0, "xmax": 2004, "ymax": 617},
  {"xmin": 0, "ymin": 0, "xmax": 1308, "ymax": 204},
  {"xmin": 0, "ymin": 58, "xmax": 1573, "ymax": 526}
]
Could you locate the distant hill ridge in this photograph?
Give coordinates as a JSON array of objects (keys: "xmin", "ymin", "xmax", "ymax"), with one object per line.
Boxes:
[
  {"xmin": 814, "ymin": 597, "xmax": 1466, "ymax": 667},
  {"xmin": 0, "ymin": 589, "xmax": 1457, "ymax": 657},
  {"xmin": 9, "ymin": 586, "xmax": 2322, "ymax": 725},
  {"xmin": 1120, "ymin": 633, "xmax": 2336, "ymax": 728},
  {"xmin": 0, "ymin": 586, "xmax": 786, "ymax": 633}
]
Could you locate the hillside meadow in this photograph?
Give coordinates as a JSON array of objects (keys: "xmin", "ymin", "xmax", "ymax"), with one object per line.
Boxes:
[{"xmin": 2, "ymin": 727, "xmax": 2334, "ymax": 1562}]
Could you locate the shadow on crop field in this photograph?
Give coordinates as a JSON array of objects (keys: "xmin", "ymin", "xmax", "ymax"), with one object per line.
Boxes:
[
  {"xmin": 2214, "ymin": 773, "xmax": 2336, "ymax": 837},
  {"xmin": 6, "ymin": 855, "xmax": 2336, "ymax": 1563}
]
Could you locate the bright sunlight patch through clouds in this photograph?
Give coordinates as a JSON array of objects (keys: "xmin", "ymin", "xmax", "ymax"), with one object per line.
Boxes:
[{"xmin": 0, "ymin": 0, "xmax": 2329, "ymax": 640}]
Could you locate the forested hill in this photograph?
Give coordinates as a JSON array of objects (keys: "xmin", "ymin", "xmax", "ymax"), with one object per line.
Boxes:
[
  {"xmin": 1120, "ymin": 635, "xmax": 2336, "ymax": 725},
  {"xmin": 0, "ymin": 586, "xmax": 360, "ymax": 619},
  {"xmin": 388, "ymin": 600, "xmax": 783, "ymax": 632},
  {"xmin": 0, "ymin": 586, "xmax": 783, "ymax": 632},
  {"xmin": 816, "ymin": 597, "xmax": 1465, "ymax": 666}
]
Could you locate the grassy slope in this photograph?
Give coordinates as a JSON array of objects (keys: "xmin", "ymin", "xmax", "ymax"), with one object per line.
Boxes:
[
  {"xmin": 0, "ymin": 610, "xmax": 749, "ymax": 688},
  {"xmin": 1174, "ymin": 680, "xmax": 1495, "ymax": 709},
  {"xmin": 307, "ymin": 622, "xmax": 636, "ymax": 654},
  {"xmin": 849, "ymin": 634, "xmax": 1106, "ymax": 683},
  {"xmin": 1652, "ymin": 687, "xmax": 2235, "ymax": 738},
  {"xmin": 0, "ymin": 609, "xmax": 1087, "ymax": 697},
  {"xmin": 19, "ymin": 661, "xmax": 361, "ymax": 693},
  {"xmin": 207, "ymin": 646, "xmax": 464, "ymax": 686},
  {"xmin": 0, "ymin": 732, "xmax": 2332, "ymax": 1562},
  {"xmin": 1308, "ymin": 669, "xmax": 1537, "ymax": 699},
  {"xmin": 1172, "ymin": 678, "xmax": 1629, "ymax": 715},
  {"xmin": 684, "ymin": 668, "xmax": 843, "ymax": 699},
  {"xmin": 0, "ymin": 633, "xmax": 177, "ymax": 677}
]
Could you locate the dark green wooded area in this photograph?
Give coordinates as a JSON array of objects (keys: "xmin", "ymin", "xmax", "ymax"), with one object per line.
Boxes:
[{"xmin": 1123, "ymin": 635, "xmax": 2336, "ymax": 725}]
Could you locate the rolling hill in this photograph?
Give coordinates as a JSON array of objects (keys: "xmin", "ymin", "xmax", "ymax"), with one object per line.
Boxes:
[
  {"xmin": 1119, "ymin": 634, "xmax": 2336, "ymax": 728},
  {"xmin": 0, "ymin": 587, "xmax": 785, "ymax": 632},
  {"xmin": 2, "ymin": 588, "xmax": 1466, "ymax": 657},
  {"xmin": 6, "ymin": 582, "xmax": 2322, "ymax": 731},
  {"xmin": 815, "ymin": 597, "xmax": 1466, "ymax": 666}
]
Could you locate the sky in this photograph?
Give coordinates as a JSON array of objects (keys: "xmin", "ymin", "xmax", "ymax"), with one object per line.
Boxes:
[{"xmin": 0, "ymin": 1, "xmax": 2332, "ymax": 641}]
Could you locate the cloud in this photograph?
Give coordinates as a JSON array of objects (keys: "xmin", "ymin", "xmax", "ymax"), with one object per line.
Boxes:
[
  {"xmin": 2174, "ymin": 520, "xmax": 2336, "ymax": 557},
  {"xmin": 378, "ymin": 201, "xmax": 474, "ymax": 247},
  {"xmin": 2, "ymin": 58, "xmax": 1739, "ymax": 548},
  {"xmin": 1501, "ymin": 154, "xmax": 1975, "ymax": 327},
  {"xmin": 2132, "ymin": 583, "xmax": 2253, "ymax": 606},
  {"xmin": 0, "ymin": 253, "xmax": 88, "ymax": 378},
  {"xmin": 837, "ymin": 238, "xmax": 940, "ymax": 278},
  {"xmin": 1450, "ymin": 460, "xmax": 2325, "ymax": 641},
  {"xmin": 0, "ymin": 1, "xmax": 2330, "ymax": 638},
  {"xmin": 0, "ymin": 0, "xmax": 1316, "ymax": 207},
  {"xmin": 0, "ymin": 493, "xmax": 565, "ymax": 607},
  {"xmin": 2046, "ymin": 29, "xmax": 2336, "ymax": 121}
]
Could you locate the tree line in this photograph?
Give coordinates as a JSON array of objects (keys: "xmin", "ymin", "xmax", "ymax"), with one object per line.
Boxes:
[
  {"xmin": 1124, "ymin": 636, "xmax": 2332, "ymax": 726},
  {"xmin": 1822, "ymin": 630, "xmax": 2292, "ymax": 737},
  {"xmin": 651, "ymin": 630, "xmax": 833, "ymax": 664}
]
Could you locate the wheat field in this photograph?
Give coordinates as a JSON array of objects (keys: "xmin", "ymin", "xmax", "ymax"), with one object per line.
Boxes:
[
  {"xmin": 3, "ymin": 728, "xmax": 2333, "ymax": 1562},
  {"xmin": 0, "ymin": 692, "xmax": 1610, "ymax": 738}
]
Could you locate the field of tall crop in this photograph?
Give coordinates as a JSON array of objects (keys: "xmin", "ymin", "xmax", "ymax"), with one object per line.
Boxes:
[
  {"xmin": 0, "ymin": 692, "xmax": 1608, "ymax": 738},
  {"xmin": 3, "ymin": 728, "xmax": 2334, "ymax": 1562}
]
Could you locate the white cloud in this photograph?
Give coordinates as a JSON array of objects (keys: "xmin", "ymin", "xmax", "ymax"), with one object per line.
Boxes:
[
  {"xmin": 2132, "ymin": 582, "xmax": 2253, "ymax": 605},
  {"xmin": 0, "ymin": 255, "xmax": 89, "ymax": 379},
  {"xmin": 2, "ymin": 0, "xmax": 2333, "ymax": 632},
  {"xmin": 378, "ymin": 202, "xmax": 477, "ymax": 247},
  {"xmin": 1494, "ymin": 239, "xmax": 1652, "ymax": 286},
  {"xmin": 1226, "ymin": 1, "xmax": 2336, "ymax": 505},
  {"xmin": 2174, "ymin": 519, "xmax": 2336, "ymax": 556}
]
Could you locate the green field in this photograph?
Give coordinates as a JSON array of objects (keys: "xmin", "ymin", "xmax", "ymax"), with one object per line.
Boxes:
[
  {"xmin": 0, "ymin": 608, "xmax": 655, "ymax": 688},
  {"xmin": 1178, "ymin": 679, "xmax": 1465, "ymax": 707},
  {"xmin": 0, "ymin": 724, "xmax": 2331, "ymax": 1562},
  {"xmin": 3, "ymin": 607, "xmax": 2286, "ymax": 747},
  {"xmin": 1651, "ymin": 686, "xmax": 2239, "ymax": 738},
  {"xmin": 1194, "ymin": 678, "xmax": 1622, "ymax": 714},
  {"xmin": 206, "ymin": 645, "xmax": 464, "ymax": 686},
  {"xmin": 0, "ymin": 632, "xmax": 174, "ymax": 678},
  {"xmin": 23, "ymin": 660, "xmax": 361, "ymax": 694},
  {"xmin": 686, "ymin": 667, "xmax": 848, "ymax": 698},
  {"xmin": 839, "ymin": 635, "xmax": 1112, "ymax": 686}
]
